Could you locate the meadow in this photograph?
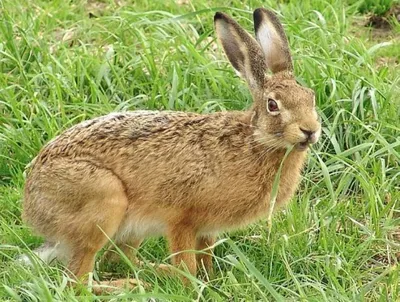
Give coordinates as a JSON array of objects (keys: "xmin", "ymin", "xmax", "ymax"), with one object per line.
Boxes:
[{"xmin": 0, "ymin": 0, "xmax": 399, "ymax": 300}]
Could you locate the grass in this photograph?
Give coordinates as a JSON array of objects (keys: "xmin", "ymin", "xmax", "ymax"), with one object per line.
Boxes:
[{"xmin": 0, "ymin": 0, "xmax": 399, "ymax": 300}]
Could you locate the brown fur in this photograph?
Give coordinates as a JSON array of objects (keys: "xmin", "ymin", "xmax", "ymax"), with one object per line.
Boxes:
[{"xmin": 22, "ymin": 8, "xmax": 321, "ymax": 283}]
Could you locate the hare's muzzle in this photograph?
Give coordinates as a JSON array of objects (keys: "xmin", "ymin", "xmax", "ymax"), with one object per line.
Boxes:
[
  {"xmin": 300, "ymin": 128, "xmax": 319, "ymax": 144},
  {"xmin": 296, "ymin": 125, "xmax": 321, "ymax": 150}
]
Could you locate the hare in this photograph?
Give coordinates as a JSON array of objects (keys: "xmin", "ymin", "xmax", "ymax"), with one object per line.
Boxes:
[{"xmin": 22, "ymin": 8, "xmax": 320, "ymax": 285}]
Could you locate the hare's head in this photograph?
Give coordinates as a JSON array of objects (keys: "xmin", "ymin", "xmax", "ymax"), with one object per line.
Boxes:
[{"xmin": 215, "ymin": 8, "xmax": 320, "ymax": 151}]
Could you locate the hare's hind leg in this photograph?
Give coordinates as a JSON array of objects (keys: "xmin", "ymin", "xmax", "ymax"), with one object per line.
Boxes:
[
  {"xmin": 25, "ymin": 159, "xmax": 129, "ymax": 279},
  {"xmin": 66, "ymin": 196, "xmax": 128, "ymax": 279},
  {"xmin": 25, "ymin": 159, "xmax": 142, "ymax": 292},
  {"xmin": 49, "ymin": 163, "xmax": 129, "ymax": 279},
  {"xmin": 55, "ymin": 162, "xmax": 143, "ymax": 292}
]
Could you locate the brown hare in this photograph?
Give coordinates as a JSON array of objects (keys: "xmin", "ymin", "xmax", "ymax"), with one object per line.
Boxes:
[{"xmin": 22, "ymin": 8, "xmax": 320, "ymax": 287}]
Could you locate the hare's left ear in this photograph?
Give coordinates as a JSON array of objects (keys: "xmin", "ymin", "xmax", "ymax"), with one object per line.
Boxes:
[
  {"xmin": 214, "ymin": 12, "xmax": 266, "ymax": 90},
  {"xmin": 253, "ymin": 8, "xmax": 293, "ymax": 74}
]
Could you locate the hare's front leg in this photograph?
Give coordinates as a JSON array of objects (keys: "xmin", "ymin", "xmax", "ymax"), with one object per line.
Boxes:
[
  {"xmin": 196, "ymin": 235, "xmax": 215, "ymax": 275},
  {"xmin": 167, "ymin": 225, "xmax": 197, "ymax": 276}
]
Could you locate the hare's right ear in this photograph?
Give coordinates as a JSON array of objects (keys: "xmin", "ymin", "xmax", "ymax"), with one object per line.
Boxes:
[
  {"xmin": 253, "ymin": 8, "xmax": 293, "ymax": 74},
  {"xmin": 214, "ymin": 12, "xmax": 266, "ymax": 90}
]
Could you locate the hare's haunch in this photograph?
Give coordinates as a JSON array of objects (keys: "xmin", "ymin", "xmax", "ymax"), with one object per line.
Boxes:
[{"xmin": 22, "ymin": 8, "xmax": 321, "ymax": 282}]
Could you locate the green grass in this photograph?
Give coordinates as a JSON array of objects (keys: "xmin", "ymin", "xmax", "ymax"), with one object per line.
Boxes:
[
  {"xmin": 1, "ymin": 0, "xmax": 399, "ymax": 300},
  {"xmin": 350, "ymin": 0, "xmax": 396, "ymax": 16}
]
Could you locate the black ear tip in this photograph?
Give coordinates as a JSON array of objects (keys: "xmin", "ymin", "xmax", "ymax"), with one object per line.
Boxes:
[
  {"xmin": 214, "ymin": 12, "xmax": 226, "ymax": 22},
  {"xmin": 253, "ymin": 8, "xmax": 263, "ymax": 17},
  {"xmin": 253, "ymin": 8, "xmax": 264, "ymax": 31},
  {"xmin": 253, "ymin": 8, "xmax": 279, "ymax": 31}
]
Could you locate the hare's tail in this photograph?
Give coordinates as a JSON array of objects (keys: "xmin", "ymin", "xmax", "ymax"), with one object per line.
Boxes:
[{"xmin": 18, "ymin": 241, "xmax": 70, "ymax": 266}]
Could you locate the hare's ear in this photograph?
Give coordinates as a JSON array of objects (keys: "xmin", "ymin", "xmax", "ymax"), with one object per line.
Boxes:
[
  {"xmin": 253, "ymin": 8, "xmax": 293, "ymax": 74},
  {"xmin": 214, "ymin": 12, "xmax": 266, "ymax": 89}
]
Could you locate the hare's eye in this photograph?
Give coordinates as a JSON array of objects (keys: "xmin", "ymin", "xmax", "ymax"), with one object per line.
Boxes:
[{"xmin": 267, "ymin": 99, "xmax": 279, "ymax": 112}]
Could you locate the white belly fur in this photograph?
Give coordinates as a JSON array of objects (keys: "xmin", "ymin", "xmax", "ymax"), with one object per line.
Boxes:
[{"xmin": 114, "ymin": 214, "xmax": 166, "ymax": 243}]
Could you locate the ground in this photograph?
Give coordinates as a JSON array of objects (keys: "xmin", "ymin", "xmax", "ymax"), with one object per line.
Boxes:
[{"xmin": 0, "ymin": 0, "xmax": 399, "ymax": 301}]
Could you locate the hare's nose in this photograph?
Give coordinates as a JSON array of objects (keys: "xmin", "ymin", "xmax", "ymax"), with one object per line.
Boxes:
[{"xmin": 300, "ymin": 128, "xmax": 317, "ymax": 143}]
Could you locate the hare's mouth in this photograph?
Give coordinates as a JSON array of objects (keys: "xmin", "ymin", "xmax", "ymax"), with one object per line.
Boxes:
[{"xmin": 296, "ymin": 141, "xmax": 310, "ymax": 151}]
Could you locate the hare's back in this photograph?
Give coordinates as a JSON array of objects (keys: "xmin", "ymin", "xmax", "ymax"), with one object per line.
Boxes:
[
  {"xmin": 33, "ymin": 110, "xmax": 198, "ymax": 165},
  {"xmin": 57, "ymin": 110, "xmax": 196, "ymax": 143}
]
